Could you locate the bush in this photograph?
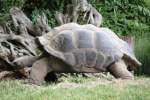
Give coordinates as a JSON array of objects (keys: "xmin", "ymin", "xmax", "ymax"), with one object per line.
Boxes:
[{"xmin": 90, "ymin": 0, "xmax": 150, "ymax": 36}]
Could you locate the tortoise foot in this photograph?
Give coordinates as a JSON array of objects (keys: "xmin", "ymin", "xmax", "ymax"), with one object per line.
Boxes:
[
  {"xmin": 29, "ymin": 57, "xmax": 51, "ymax": 85},
  {"xmin": 108, "ymin": 60, "xmax": 134, "ymax": 80}
]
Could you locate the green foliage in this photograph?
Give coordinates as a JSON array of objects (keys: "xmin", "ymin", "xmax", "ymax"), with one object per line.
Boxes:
[
  {"xmin": 0, "ymin": 0, "xmax": 26, "ymax": 12},
  {"xmin": 0, "ymin": 13, "xmax": 10, "ymax": 25},
  {"xmin": 31, "ymin": 8, "xmax": 56, "ymax": 27},
  {"xmin": 90, "ymin": 0, "xmax": 150, "ymax": 36},
  {"xmin": 0, "ymin": 0, "xmax": 26, "ymax": 24},
  {"xmin": 144, "ymin": 0, "xmax": 150, "ymax": 9}
]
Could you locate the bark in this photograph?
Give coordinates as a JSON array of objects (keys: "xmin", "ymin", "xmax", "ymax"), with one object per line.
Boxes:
[
  {"xmin": 0, "ymin": 67, "xmax": 30, "ymax": 79},
  {"xmin": 0, "ymin": 7, "xmax": 51, "ymax": 76},
  {"xmin": 0, "ymin": 71, "xmax": 13, "ymax": 80}
]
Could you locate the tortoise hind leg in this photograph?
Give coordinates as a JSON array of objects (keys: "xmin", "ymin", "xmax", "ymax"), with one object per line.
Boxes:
[
  {"xmin": 29, "ymin": 57, "xmax": 51, "ymax": 85},
  {"xmin": 108, "ymin": 60, "xmax": 134, "ymax": 79}
]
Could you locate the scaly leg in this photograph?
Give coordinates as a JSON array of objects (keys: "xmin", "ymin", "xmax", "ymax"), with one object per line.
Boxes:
[
  {"xmin": 29, "ymin": 57, "xmax": 51, "ymax": 85},
  {"xmin": 108, "ymin": 60, "xmax": 134, "ymax": 79}
]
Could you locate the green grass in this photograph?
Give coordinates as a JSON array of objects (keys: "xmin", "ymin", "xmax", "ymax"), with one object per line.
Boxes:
[{"xmin": 0, "ymin": 77, "xmax": 150, "ymax": 100}]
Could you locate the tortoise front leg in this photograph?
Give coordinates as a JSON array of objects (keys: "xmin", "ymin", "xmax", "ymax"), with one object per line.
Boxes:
[
  {"xmin": 108, "ymin": 59, "xmax": 134, "ymax": 79},
  {"xmin": 29, "ymin": 57, "xmax": 51, "ymax": 85}
]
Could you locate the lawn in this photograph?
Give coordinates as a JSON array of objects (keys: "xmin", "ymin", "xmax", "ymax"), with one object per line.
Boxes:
[{"xmin": 0, "ymin": 76, "xmax": 150, "ymax": 100}]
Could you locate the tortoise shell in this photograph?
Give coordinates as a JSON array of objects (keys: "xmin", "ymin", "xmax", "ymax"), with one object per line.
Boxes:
[{"xmin": 38, "ymin": 23, "xmax": 141, "ymax": 72}]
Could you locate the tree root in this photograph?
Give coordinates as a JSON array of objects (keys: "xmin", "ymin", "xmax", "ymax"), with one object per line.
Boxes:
[
  {"xmin": 0, "ymin": 7, "xmax": 51, "ymax": 77},
  {"xmin": 55, "ymin": 0, "xmax": 102, "ymax": 27}
]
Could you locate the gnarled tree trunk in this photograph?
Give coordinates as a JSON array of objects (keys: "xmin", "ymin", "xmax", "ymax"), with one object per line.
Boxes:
[
  {"xmin": 55, "ymin": 0, "xmax": 103, "ymax": 27},
  {"xmin": 0, "ymin": 7, "xmax": 51, "ymax": 79}
]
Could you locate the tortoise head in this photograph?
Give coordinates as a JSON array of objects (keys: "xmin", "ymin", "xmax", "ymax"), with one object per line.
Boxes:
[{"xmin": 123, "ymin": 54, "xmax": 142, "ymax": 70}]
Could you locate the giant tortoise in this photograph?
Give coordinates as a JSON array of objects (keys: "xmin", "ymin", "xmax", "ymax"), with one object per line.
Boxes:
[{"xmin": 14, "ymin": 23, "xmax": 141, "ymax": 85}]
